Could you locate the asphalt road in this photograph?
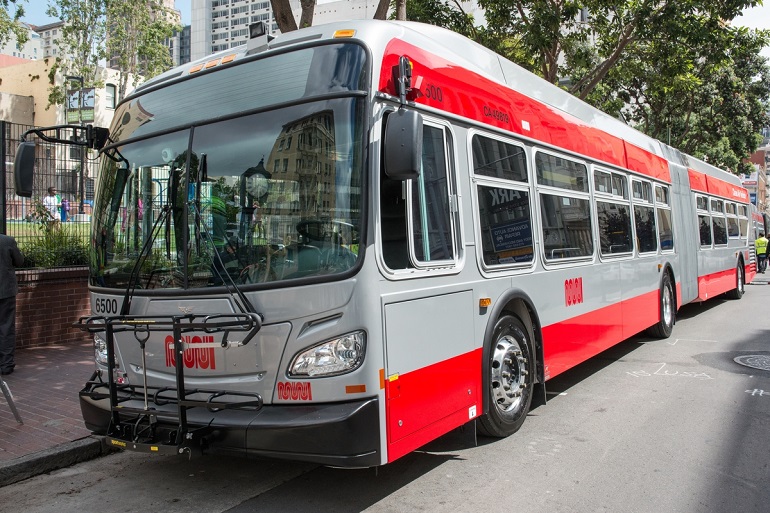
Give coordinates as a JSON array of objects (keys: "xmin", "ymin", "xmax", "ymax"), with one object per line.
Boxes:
[{"xmin": 2, "ymin": 281, "xmax": 769, "ymax": 513}]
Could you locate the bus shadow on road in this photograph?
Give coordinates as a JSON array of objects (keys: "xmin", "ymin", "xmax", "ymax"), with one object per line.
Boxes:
[{"xmin": 226, "ymin": 450, "xmax": 459, "ymax": 512}]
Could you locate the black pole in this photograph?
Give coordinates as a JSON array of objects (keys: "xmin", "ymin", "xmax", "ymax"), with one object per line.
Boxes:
[
  {"xmin": 0, "ymin": 121, "xmax": 6, "ymax": 235},
  {"xmin": 66, "ymin": 76, "xmax": 85, "ymax": 214}
]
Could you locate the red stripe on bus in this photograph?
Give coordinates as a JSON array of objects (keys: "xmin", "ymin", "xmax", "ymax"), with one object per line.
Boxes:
[
  {"xmin": 697, "ymin": 267, "xmax": 739, "ymax": 301},
  {"xmin": 542, "ymin": 288, "xmax": 659, "ymax": 379},
  {"xmin": 385, "ymin": 348, "xmax": 481, "ymax": 463},
  {"xmin": 379, "ymin": 40, "xmax": 666, "ymax": 182},
  {"xmin": 705, "ymin": 175, "xmax": 749, "ymax": 203},
  {"xmin": 688, "ymin": 169, "xmax": 749, "ymax": 203},
  {"xmin": 624, "ymin": 141, "xmax": 670, "ymax": 182},
  {"xmin": 746, "ymin": 262, "xmax": 757, "ymax": 282}
]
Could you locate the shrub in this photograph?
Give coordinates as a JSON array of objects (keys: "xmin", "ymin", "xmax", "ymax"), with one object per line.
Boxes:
[
  {"xmin": 21, "ymin": 228, "xmax": 90, "ymax": 268},
  {"xmin": 20, "ymin": 200, "xmax": 90, "ymax": 268}
]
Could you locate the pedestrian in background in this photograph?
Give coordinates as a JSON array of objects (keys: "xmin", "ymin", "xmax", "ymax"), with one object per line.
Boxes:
[
  {"xmin": 43, "ymin": 187, "xmax": 60, "ymax": 222},
  {"xmin": 61, "ymin": 196, "xmax": 70, "ymax": 222},
  {"xmin": 755, "ymin": 231, "xmax": 768, "ymax": 274},
  {"xmin": 0, "ymin": 234, "xmax": 24, "ymax": 375}
]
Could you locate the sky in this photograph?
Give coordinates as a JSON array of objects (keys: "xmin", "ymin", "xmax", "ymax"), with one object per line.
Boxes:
[{"xmin": 20, "ymin": 0, "xmax": 192, "ymax": 26}]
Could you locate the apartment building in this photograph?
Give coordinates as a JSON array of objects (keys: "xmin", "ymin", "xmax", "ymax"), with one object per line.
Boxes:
[
  {"xmin": 0, "ymin": 22, "xmax": 43, "ymax": 60},
  {"xmin": 34, "ymin": 21, "xmax": 65, "ymax": 60},
  {"xmin": 190, "ymin": 0, "xmax": 386, "ymax": 61}
]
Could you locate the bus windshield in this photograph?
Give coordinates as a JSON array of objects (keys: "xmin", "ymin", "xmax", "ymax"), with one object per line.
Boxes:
[{"xmin": 90, "ymin": 45, "xmax": 367, "ymax": 289}]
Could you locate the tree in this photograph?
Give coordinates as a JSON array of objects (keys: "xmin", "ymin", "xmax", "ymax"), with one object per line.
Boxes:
[
  {"xmin": 401, "ymin": 0, "xmax": 476, "ymax": 36},
  {"xmin": 270, "ymin": 0, "xmax": 390, "ymax": 33},
  {"xmin": 45, "ymin": 0, "xmax": 107, "ymax": 107},
  {"xmin": 602, "ymin": 26, "xmax": 770, "ymax": 175},
  {"xmin": 1, "ymin": 0, "xmax": 28, "ymax": 47},
  {"xmin": 404, "ymin": 0, "xmax": 770, "ymax": 173},
  {"xmin": 566, "ymin": 0, "xmax": 760, "ymax": 100},
  {"xmin": 105, "ymin": 0, "xmax": 180, "ymax": 101}
]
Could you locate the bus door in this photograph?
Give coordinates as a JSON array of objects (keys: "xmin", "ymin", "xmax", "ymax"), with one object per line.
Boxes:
[{"xmin": 379, "ymin": 114, "xmax": 479, "ymax": 461}]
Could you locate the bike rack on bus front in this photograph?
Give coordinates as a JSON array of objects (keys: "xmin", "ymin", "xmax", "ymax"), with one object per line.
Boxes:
[{"xmin": 73, "ymin": 313, "xmax": 262, "ymax": 456}]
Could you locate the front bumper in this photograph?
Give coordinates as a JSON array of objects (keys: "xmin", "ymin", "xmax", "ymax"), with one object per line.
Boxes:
[{"xmin": 80, "ymin": 382, "xmax": 381, "ymax": 468}]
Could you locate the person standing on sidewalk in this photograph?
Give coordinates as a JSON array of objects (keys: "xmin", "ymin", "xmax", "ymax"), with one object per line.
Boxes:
[
  {"xmin": 0, "ymin": 234, "xmax": 24, "ymax": 375},
  {"xmin": 755, "ymin": 231, "xmax": 768, "ymax": 274}
]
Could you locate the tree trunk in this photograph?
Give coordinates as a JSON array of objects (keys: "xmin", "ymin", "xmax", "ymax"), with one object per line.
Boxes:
[
  {"xmin": 299, "ymin": 0, "xmax": 315, "ymax": 29},
  {"xmin": 373, "ymin": 0, "xmax": 389, "ymax": 20},
  {"xmin": 396, "ymin": 0, "xmax": 406, "ymax": 21},
  {"xmin": 270, "ymin": 0, "xmax": 298, "ymax": 32}
]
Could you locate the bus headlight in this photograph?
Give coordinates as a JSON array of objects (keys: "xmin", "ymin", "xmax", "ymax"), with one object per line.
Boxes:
[
  {"xmin": 94, "ymin": 334, "xmax": 108, "ymax": 366},
  {"xmin": 289, "ymin": 331, "xmax": 366, "ymax": 377}
]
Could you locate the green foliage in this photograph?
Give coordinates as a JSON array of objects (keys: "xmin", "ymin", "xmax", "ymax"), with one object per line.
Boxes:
[
  {"xmin": 22, "ymin": 230, "xmax": 90, "ymax": 268},
  {"xmin": 398, "ymin": 0, "xmax": 476, "ymax": 36},
  {"xmin": 21, "ymin": 201, "xmax": 89, "ymax": 268},
  {"xmin": 42, "ymin": 0, "xmax": 180, "ymax": 108},
  {"xmin": 0, "ymin": 0, "xmax": 28, "ymax": 47},
  {"xmin": 404, "ymin": 0, "xmax": 770, "ymax": 174},
  {"xmin": 106, "ymin": 0, "xmax": 181, "ymax": 100},
  {"xmin": 45, "ymin": 0, "xmax": 107, "ymax": 108}
]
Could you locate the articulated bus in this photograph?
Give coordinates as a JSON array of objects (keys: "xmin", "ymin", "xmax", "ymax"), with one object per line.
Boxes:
[{"xmin": 15, "ymin": 20, "xmax": 754, "ymax": 467}]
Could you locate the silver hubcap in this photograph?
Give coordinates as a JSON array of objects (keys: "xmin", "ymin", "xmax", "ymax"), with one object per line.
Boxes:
[
  {"xmin": 737, "ymin": 267, "xmax": 744, "ymax": 292},
  {"xmin": 490, "ymin": 335, "xmax": 528, "ymax": 414},
  {"xmin": 662, "ymin": 284, "xmax": 673, "ymax": 327}
]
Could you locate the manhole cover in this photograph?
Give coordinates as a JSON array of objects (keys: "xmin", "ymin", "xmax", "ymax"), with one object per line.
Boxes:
[{"xmin": 733, "ymin": 355, "xmax": 770, "ymax": 371}]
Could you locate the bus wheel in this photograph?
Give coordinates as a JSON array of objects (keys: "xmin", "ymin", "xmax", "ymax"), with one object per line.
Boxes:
[
  {"xmin": 477, "ymin": 315, "xmax": 534, "ymax": 438},
  {"xmin": 646, "ymin": 273, "xmax": 675, "ymax": 338},
  {"xmin": 725, "ymin": 263, "xmax": 744, "ymax": 300}
]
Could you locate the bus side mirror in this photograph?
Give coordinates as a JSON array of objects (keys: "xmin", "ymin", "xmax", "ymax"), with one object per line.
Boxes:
[
  {"xmin": 383, "ymin": 109, "xmax": 423, "ymax": 180},
  {"xmin": 89, "ymin": 126, "xmax": 110, "ymax": 150},
  {"xmin": 13, "ymin": 141, "xmax": 35, "ymax": 197}
]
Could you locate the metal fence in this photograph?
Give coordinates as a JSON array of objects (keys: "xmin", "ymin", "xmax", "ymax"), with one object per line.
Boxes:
[{"xmin": 1, "ymin": 120, "xmax": 97, "ymax": 270}]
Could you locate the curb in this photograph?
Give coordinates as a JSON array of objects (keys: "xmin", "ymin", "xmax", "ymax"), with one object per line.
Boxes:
[{"xmin": 0, "ymin": 436, "xmax": 110, "ymax": 487}]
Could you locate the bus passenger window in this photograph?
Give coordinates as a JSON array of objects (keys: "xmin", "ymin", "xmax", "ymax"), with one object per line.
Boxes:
[
  {"xmin": 477, "ymin": 185, "xmax": 533, "ymax": 265},
  {"xmin": 699, "ymin": 215, "xmax": 712, "ymax": 247},
  {"xmin": 536, "ymin": 152, "xmax": 593, "ymax": 260},
  {"xmin": 658, "ymin": 208, "xmax": 674, "ymax": 250},
  {"xmin": 540, "ymin": 194, "xmax": 593, "ymax": 259},
  {"xmin": 634, "ymin": 205, "xmax": 658, "ymax": 253},
  {"xmin": 712, "ymin": 216, "xmax": 728, "ymax": 245},
  {"xmin": 597, "ymin": 201, "xmax": 632, "ymax": 255}
]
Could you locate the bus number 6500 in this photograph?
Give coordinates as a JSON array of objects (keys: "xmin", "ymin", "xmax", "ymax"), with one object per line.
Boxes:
[{"xmin": 94, "ymin": 297, "xmax": 119, "ymax": 314}]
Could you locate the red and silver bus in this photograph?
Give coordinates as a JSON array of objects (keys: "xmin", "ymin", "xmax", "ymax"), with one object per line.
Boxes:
[{"xmin": 14, "ymin": 20, "xmax": 754, "ymax": 467}]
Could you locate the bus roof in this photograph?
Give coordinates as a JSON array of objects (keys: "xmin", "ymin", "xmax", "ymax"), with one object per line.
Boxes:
[{"xmin": 135, "ymin": 19, "xmax": 743, "ymax": 193}]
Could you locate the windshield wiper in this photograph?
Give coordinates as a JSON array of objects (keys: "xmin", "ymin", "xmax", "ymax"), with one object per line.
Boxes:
[{"xmin": 119, "ymin": 203, "xmax": 172, "ymax": 316}]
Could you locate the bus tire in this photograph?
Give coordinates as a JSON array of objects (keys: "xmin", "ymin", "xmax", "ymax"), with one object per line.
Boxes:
[
  {"xmin": 477, "ymin": 315, "xmax": 534, "ymax": 438},
  {"xmin": 646, "ymin": 272, "xmax": 675, "ymax": 338},
  {"xmin": 725, "ymin": 262, "xmax": 744, "ymax": 300}
]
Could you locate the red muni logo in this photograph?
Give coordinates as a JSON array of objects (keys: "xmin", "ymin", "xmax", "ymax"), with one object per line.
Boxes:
[
  {"xmin": 277, "ymin": 381, "xmax": 313, "ymax": 401},
  {"xmin": 564, "ymin": 277, "xmax": 584, "ymax": 306},
  {"xmin": 165, "ymin": 335, "xmax": 217, "ymax": 370}
]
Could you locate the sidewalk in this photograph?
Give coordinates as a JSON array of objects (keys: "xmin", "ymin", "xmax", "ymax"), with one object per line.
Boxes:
[
  {"xmin": 0, "ymin": 341, "xmax": 108, "ymax": 486},
  {"xmin": 751, "ymin": 270, "xmax": 770, "ymax": 285}
]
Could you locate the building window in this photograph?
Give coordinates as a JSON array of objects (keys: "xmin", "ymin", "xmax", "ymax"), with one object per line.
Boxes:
[{"xmin": 105, "ymin": 84, "xmax": 116, "ymax": 109}]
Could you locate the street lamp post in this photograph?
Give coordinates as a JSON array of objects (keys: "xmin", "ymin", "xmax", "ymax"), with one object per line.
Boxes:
[{"xmin": 65, "ymin": 75, "xmax": 86, "ymax": 214}]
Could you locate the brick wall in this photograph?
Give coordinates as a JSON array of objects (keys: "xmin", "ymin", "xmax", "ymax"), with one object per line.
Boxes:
[{"xmin": 15, "ymin": 268, "xmax": 91, "ymax": 348}]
